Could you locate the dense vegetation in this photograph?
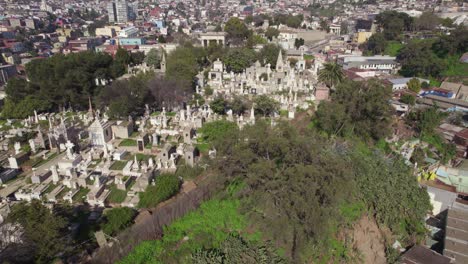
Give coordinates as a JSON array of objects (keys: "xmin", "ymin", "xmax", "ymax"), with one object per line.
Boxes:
[
  {"xmin": 1, "ymin": 201, "xmax": 69, "ymax": 263},
  {"xmin": 364, "ymin": 11, "xmax": 468, "ymax": 80},
  {"xmin": 122, "ymin": 105, "xmax": 431, "ymax": 264},
  {"xmin": 316, "ymin": 79, "xmax": 393, "ymax": 141},
  {"xmin": 101, "ymin": 207, "xmax": 137, "ymax": 236},
  {"xmin": 138, "ymin": 174, "xmax": 182, "ymax": 208}
]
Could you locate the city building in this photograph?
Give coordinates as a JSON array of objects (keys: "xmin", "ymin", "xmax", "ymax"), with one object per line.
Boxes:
[{"xmin": 107, "ymin": 0, "xmax": 129, "ymax": 24}]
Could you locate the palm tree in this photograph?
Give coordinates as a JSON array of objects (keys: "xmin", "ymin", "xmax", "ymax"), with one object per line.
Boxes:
[{"xmin": 318, "ymin": 62, "xmax": 345, "ymax": 88}]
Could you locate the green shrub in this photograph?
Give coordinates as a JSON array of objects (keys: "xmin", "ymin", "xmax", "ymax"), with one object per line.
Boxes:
[
  {"xmin": 138, "ymin": 174, "xmax": 181, "ymax": 208},
  {"xmin": 102, "ymin": 207, "xmax": 136, "ymax": 236}
]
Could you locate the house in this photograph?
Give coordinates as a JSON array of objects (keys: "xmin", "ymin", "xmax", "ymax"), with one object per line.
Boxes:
[
  {"xmin": 399, "ymin": 245, "xmax": 451, "ymax": 264},
  {"xmin": 443, "ymin": 208, "xmax": 468, "ymax": 264},
  {"xmin": 440, "ymin": 82, "xmax": 468, "ymax": 102},
  {"xmin": 337, "ymin": 55, "xmax": 398, "ymax": 73},
  {"xmin": 0, "ymin": 64, "xmax": 17, "ymax": 86},
  {"xmin": 387, "ymin": 77, "xmax": 430, "ymax": 91},
  {"xmin": 435, "ymin": 165, "xmax": 468, "ymax": 195}
]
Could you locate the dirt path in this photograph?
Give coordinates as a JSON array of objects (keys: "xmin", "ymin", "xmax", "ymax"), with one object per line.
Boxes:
[{"xmin": 352, "ymin": 215, "xmax": 387, "ymax": 264}]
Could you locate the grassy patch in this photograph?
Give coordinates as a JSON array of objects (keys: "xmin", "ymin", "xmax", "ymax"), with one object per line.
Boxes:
[
  {"xmin": 340, "ymin": 201, "xmax": 365, "ymax": 225},
  {"xmin": 28, "ymin": 152, "xmax": 59, "ymax": 168},
  {"xmin": 107, "ymin": 185, "xmax": 127, "ymax": 204},
  {"xmin": 138, "ymin": 174, "xmax": 181, "ymax": 208},
  {"xmin": 195, "ymin": 143, "xmax": 210, "ymax": 154},
  {"xmin": 110, "ymin": 161, "xmax": 127, "ymax": 171},
  {"xmin": 56, "ymin": 186, "xmax": 71, "ymax": 200},
  {"xmin": 132, "ymin": 153, "xmax": 155, "ymax": 162},
  {"xmin": 43, "ymin": 183, "xmax": 58, "ymax": 194},
  {"xmin": 175, "ymin": 165, "xmax": 204, "ymax": 180},
  {"xmin": 442, "ymin": 55, "xmax": 468, "ymax": 77},
  {"xmin": 73, "ymin": 188, "xmax": 90, "ymax": 203},
  {"xmin": 119, "ymin": 139, "xmax": 137, "ymax": 147},
  {"xmin": 384, "ymin": 41, "xmax": 403, "ymax": 56},
  {"xmin": 119, "ymin": 199, "xmax": 249, "ymax": 264}
]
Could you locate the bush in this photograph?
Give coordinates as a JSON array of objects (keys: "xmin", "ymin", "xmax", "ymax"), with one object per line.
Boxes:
[
  {"xmin": 400, "ymin": 94, "xmax": 415, "ymax": 105},
  {"xmin": 198, "ymin": 120, "xmax": 238, "ymax": 144},
  {"xmin": 138, "ymin": 174, "xmax": 181, "ymax": 208},
  {"xmin": 102, "ymin": 207, "xmax": 137, "ymax": 236}
]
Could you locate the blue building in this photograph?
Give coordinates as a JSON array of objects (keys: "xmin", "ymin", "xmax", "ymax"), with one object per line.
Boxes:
[
  {"xmin": 153, "ymin": 19, "xmax": 165, "ymax": 29},
  {"xmin": 118, "ymin": 37, "xmax": 146, "ymax": 46}
]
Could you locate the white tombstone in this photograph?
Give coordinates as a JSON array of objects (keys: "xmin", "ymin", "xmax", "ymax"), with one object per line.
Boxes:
[
  {"xmin": 132, "ymin": 156, "xmax": 139, "ymax": 171},
  {"xmin": 51, "ymin": 165, "xmax": 59, "ymax": 183},
  {"xmin": 227, "ymin": 109, "xmax": 233, "ymax": 121},
  {"xmin": 65, "ymin": 140, "xmax": 75, "ymax": 160},
  {"xmin": 94, "ymin": 175, "xmax": 100, "ymax": 188},
  {"xmin": 14, "ymin": 142, "xmax": 21, "ymax": 155},
  {"xmin": 29, "ymin": 139, "xmax": 36, "ymax": 153},
  {"xmin": 148, "ymin": 158, "xmax": 154, "ymax": 168}
]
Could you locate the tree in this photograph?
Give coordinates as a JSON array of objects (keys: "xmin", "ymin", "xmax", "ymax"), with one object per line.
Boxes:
[
  {"xmin": 245, "ymin": 15, "xmax": 253, "ymax": 25},
  {"xmin": 400, "ymin": 94, "xmax": 416, "ymax": 105},
  {"xmin": 210, "ymin": 97, "xmax": 227, "ymax": 115},
  {"xmin": 3, "ymin": 51, "xmax": 115, "ymax": 116},
  {"xmin": 101, "ymin": 207, "xmax": 137, "ymax": 236},
  {"xmin": 414, "ymin": 12, "xmax": 440, "ymax": 31},
  {"xmin": 316, "ymin": 79, "xmax": 393, "ymax": 140},
  {"xmin": 223, "ymin": 48, "xmax": 257, "ymax": 73},
  {"xmin": 365, "ymin": 33, "xmax": 387, "ymax": 55},
  {"xmin": 166, "ymin": 45, "xmax": 203, "ymax": 83},
  {"xmin": 6, "ymin": 200, "xmax": 68, "ymax": 264},
  {"xmin": 131, "ymin": 51, "xmax": 145, "ymax": 65},
  {"xmin": 98, "ymin": 72, "xmax": 154, "ymax": 118},
  {"xmin": 441, "ymin": 17, "xmax": 454, "ymax": 28},
  {"xmin": 319, "ymin": 19, "xmax": 329, "ymax": 32},
  {"xmin": 228, "ymin": 95, "xmax": 250, "ymax": 115},
  {"xmin": 318, "ymin": 62, "xmax": 344, "ymax": 88},
  {"xmin": 115, "ymin": 47, "xmax": 132, "ymax": 65},
  {"xmin": 254, "ymin": 95, "xmax": 279, "ymax": 117},
  {"xmin": 158, "ymin": 35, "xmax": 166, "ymax": 43},
  {"xmin": 258, "ymin": 44, "xmax": 283, "ymax": 68},
  {"xmin": 407, "ymin": 78, "xmax": 421, "ymax": 93},
  {"xmin": 375, "ymin": 11, "xmax": 413, "ymax": 40},
  {"xmin": 294, "ymin": 38, "xmax": 304, "ymax": 49},
  {"xmin": 138, "ymin": 174, "xmax": 181, "ymax": 208},
  {"xmin": 397, "ymin": 40, "xmax": 445, "ymax": 77},
  {"xmin": 147, "ymin": 76, "xmax": 193, "ymax": 110},
  {"xmin": 406, "ymin": 106, "xmax": 446, "ymax": 136},
  {"xmin": 224, "ymin": 17, "xmax": 250, "ymax": 44},
  {"xmin": 265, "ymin": 27, "xmax": 279, "ymax": 41},
  {"xmin": 144, "ymin": 48, "xmax": 162, "ymax": 68}
]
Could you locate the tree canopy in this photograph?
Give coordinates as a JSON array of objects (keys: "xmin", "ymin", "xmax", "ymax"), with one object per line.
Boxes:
[
  {"xmin": 4, "ymin": 200, "xmax": 68, "ymax": 264},
  {"xmin": 316, "ymin": 79, "xmax": 393, "ymax": 141},
  {"xmin": 224, "ymin": 18, "xmax": 250, "ymax": 44},
  {"xmin": 318, "ymin": 62, "xmax": 344, "ymax": 88}
]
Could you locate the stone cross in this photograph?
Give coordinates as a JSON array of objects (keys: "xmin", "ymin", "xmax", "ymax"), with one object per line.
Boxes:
[{"xmin": 65, "ymin": 140, "xmax": 75, "ymax": 160}]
